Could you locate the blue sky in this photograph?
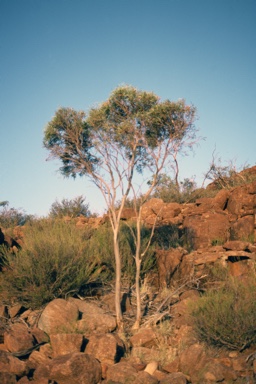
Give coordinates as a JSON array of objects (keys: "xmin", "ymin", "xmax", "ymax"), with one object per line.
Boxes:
[{"xmin": 1, "ymin": 0, "xmax": 255, "ymax": 216}]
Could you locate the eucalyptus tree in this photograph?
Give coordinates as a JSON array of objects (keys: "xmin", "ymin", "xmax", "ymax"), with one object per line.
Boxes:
[{"xmin": 43, "ymin": 85, "xmax": 198, "ymax": 329}]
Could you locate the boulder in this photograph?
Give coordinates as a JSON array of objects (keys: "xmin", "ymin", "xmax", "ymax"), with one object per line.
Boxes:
[
  {"xmin": 134, "ymin": 370, "xmax": 158, "ymax": 383},
  {"xmin": 68, "ymin": 298, "xmax": 116, "ymax": 333},
  {"xmin": 178, "ymin": 343, "xmax": 208, "ymax": 383},
  {"xmin": 38, "ymin": 298, "xmax": 79, "ymax": 335},
  {"xmin": 28, "ymin": 349, "xmax": 51, "ymax": 370},
  {"xmin": 0, "ymin": 372, "xmax": 17, "ymax": 384},
  {"xmin": 4, "ymin": 323, "xmax": 34, "ymax": 353},
  {"xmin": 213, "ymin": 189, "xmax": 230, "ymax": 210},
  {"xmin": 50, "ymin": 333, "xmax": 83, "ymax": 357},
  {"xmin": 130, "ymin": 328, "xmax": 157, "ymax": 348},
  {"xmin": 106, "ymin": 361, "xmax": 138, "ymax": 383},
  {"xmin": 231, "ymin": 215, "xmax": 255, "ymax": 240},
  {"xmin": 85, "ymin": 333, "xmax": 124, "ymax": 364},
  {"xmin": 141, "ymin": 198, "xmax": 165, "ymax": 225},
  {"xmin": 0, "ymin": 350, "xmax": 27, "ymax": 377},
  {"xmin": 183, "ymin": 211, "xmax": 230, "ymax": 249},
  {"xmin": 227, "ymin": 182, "xmax": 256, "ymax": 216},
  {"xmin": 49, "ymin": 352, "xmax": 101, "ymax": 384},
  {"xmin": 156, "ymin": 247, "xmax": 187, "ymax": 287},
  {"xmin": 159, "ymin": 372, "xmax": 188, "ymax": 384},
  {"xmin": 120, "ymin": 207, "xmax": 136, "ymax": 220},
  {"xmin": 223, "ymin": 240, "xmax": 251, "ymax": 251}
]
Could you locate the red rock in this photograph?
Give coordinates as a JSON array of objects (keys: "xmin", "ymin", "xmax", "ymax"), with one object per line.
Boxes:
[
  {"xmin": 38, "ymin": 298, "xmax": 79, "ymax": 335},
  {"xmin": 4, "ymin": 323, "xmax": 34, "ymax": 353},
  {"xmin": 0, "ymin": 350, "xmax": 27, "ymax": 377},
  {"xmin": 50, "ymin": 333, "xmax": 83, "ymax": 357},
  {"xmin": 85, "ymin": 333, "xmax": 124, "ymax": 364},
  {"xmin": 49, "ymin": 352, "xmax": 101, "ymax": 384},
  {"xmin": 106, "ymin": 361, "xmax": 138, "ymax": 383},
  {"xmin": 183, "ymin": 211, "xmax": 230, "ymax": 249},
  {"xmin": 156, "ymin": 247, "xmax": 187, "ymax": 288},
  {"xmin": 130, "ymin": 328, "xmax": 157, "ymax": 348},
  {"xmin": 159, "ymin": 372, "xmax": 188, "ymax": 384},
  {"xmin": 0, "ymin": 372, "xmax": 17, "ymax": 384},
  {"xmin": 179, "ymin": 343, "xmax": 208, "ymax": 383},
  {"xmin": 69, "ymin": 298, "xmax": 116, "ymax": 333},
  {"xmin": 134, "ymin": 370, "xmax": 158, "ymax": 383}
]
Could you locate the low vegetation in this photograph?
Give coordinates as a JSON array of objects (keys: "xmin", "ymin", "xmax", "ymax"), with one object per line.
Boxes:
[
  {"xmin": 190, "ymin": 275, "xmax": 256, "ymax": 351},
  {"xmin": 0, "ymin": 220, "xmax": 109, "ymax": 308},
  {"xmin": 0, "ymin": 219, "xmax": 156, "ymax": 309}
]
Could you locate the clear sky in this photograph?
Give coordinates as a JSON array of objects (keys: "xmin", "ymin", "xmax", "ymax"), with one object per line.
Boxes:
[{"xmin": 1, "ymin": 0, "xmax": 255, "ymax": 217}]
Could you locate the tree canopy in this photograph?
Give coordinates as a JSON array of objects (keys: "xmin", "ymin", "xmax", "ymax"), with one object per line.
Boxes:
[{"xmin": 44, "ymin": 85, "xmax": 197, "ymax": 201}]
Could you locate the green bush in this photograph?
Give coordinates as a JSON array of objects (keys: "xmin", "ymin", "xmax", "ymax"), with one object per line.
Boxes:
[
  {"xmin": 86, "ymin": 223, "xmax": 156, "ymax": 284},
  {"xmin": 49, "ymin": 195, "xmax": 91, "ymax": 218},
  {"xmin": 0, "ymin": 219, "xmax": 109, "ymax": 308},
  {"xmin": 150, "ymin": 174, "xmax": 198, "ymax": 203},
  {"xmin": 153, "ymin": 224, "xmax": 181, "ymax": 250},
  {"xmin": 190, "ymin": 277, "xmax": 256, "ymax": 350}
]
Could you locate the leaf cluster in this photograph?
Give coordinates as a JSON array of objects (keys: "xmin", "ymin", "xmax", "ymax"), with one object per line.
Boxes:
[
  {"xmin": 43, "ymin": 108, "xmax": 96, "ymax": 178},
  {"xmin": 43, "ymin": 85, "xmax": 197, "ymax": 179}
]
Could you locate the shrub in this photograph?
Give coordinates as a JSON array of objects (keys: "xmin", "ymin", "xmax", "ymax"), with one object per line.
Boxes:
[
  {"xmin": 0, "ymin": 201, "xmax": 33, "ymax": 228},
  {"xmin": 0, "ymin": 245, "xmax": 13, "ymax": 270},
  {"xmin": 49, "ymin": 195, "xmax": 91, "ymax": 218},
  {"xmin": 150, "ymin": 174, "xmax": 198, "ymax": 203},
  {"xmin": 0, "ymin": 219, "xmax": 109, "ymax": 308},
  {"xmin": 153, "ymin": 224, "xmax": 181, "ymax": 250},
  {"xmin": 190, "ymin": 277, "xmax": 256, "ymax": 350}
]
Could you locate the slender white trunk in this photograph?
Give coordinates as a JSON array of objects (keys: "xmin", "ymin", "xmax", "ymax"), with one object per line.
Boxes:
[
  {"xmin": 133, "ymin": 208, "xmax": 142, "ymax": 330},
  {"xmin": 113, "ymin": 227, "xmax": 123, "ymax": 329}
]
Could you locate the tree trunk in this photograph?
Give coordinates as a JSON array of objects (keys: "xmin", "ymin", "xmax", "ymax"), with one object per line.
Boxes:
[
  {"xmin": 113, "ymin": 228, "xmax": 123, "ymax": 330},
  {"xmin": 132, "ymin": 210, "xmax": 142, "ymax": 330},
  {"xmin": 132, "ymin": 257, "xmax": 142, "ymax": 330}
]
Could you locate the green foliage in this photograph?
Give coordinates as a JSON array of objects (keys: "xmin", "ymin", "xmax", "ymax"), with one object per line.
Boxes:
[
  {"xmin": 190, "ymin": 277, "xmax": 256, "ymax": 350},
  {"xmin": 0, "ymin": 202, "xmax": 33, "ymax": 228},
  {"xmin": 43, "ymin": 107, "xmax": 96, "ymax": 178},
  {"xmin": 49, "ymin": 195, "xmax": 91, "ymax": 218},
  {"xmin": 44, "ymin": 85, "xmax": 197, "ymax": 181},
  {"xmin": 150, "ymin": 174, "xmax": 198, "ymax": 203},
  {"xmin": 153, "ymin": 224, "xmax": 181, "ymax": 250},
  {"xmin": 86, "ymin": 223, "xmax": 156, "ymax": 284},
  {"xmin": 0, "ymin": 220, "xmax": 109, "ymax": 308}
]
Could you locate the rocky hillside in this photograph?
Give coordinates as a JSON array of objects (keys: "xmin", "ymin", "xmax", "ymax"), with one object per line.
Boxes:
[{"xmin": 0, "ymin": 167, "xmax": 256, "ymax": 383}]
